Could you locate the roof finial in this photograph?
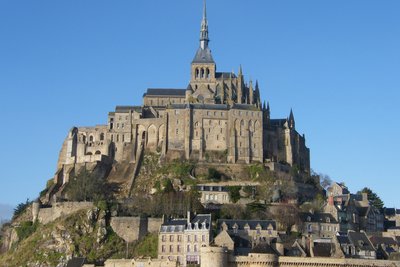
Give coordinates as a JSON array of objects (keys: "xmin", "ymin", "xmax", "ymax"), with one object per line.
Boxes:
[{"xmin": 200, "ymin": 0, "xmax": 209, "ymax": 50}]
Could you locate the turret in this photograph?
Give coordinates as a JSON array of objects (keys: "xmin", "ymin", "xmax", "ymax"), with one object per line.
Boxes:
[
  {"xmin": 249, "ymin": 80, "xmax": 254, "ymax": 105},
  {"xmin": 237, "ymin": 65, "xmax": 243, "ymax": 104},
  {"xmin": 288, "ymin": 109, "xmax": 295, "ymax": 129}
]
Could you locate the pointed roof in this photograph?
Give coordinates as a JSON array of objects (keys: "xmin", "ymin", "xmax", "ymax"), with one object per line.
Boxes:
[{"xmin": 192, "ymin": 0, "xmax": 214, "ymax": 64}]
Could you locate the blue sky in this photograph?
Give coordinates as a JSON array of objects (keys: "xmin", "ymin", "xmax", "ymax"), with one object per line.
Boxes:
[{"xmin": 0, "ymin": 0, "xmax": 399, "ymax": 218}]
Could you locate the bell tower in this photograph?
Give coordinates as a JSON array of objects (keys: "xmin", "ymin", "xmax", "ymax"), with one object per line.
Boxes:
[{"xmin": 190, "ymin": 0, "xmax": 217, "ymax": 103}]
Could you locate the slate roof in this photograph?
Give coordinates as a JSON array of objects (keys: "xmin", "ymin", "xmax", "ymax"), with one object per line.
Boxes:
[
  {"xmin": 270, "ymin": 119, "xmax": 288, "ymax": 128},
  {"xmin": 66, "ymin": 258, "xmax": 86, "ymax": 267},
  {"xmin": 369, "ymin": 236, "xmax": 398, "ymax": 247},
  {"xmin": 300, "ymin": 212, "xmax": 338, "ymax": 224},
  {"xmin": 170, "ymin": 103, "xmax": 229, "ymax": 110},
  {"xmin": 115, "ymin": 106, "xmax": 142, "ymax": 113},
  {"xmin": 217, "ymin": 219, "xmax": 276, "ymax": 230},
  {"xmin": 348, "ymin": 231, "xmax": 375, "ymax": 252},
  {"xmin": 144, "ymin": 88, "xmax": 186, "ymax": 97},
  {"xmin": 160, "ymin": 214, "xmax": 211, "ymax": 233},
  {"xmin": 384, "ymin": 208, "xmax": 396, "ymax": 217},
  {"xmin": 356, "ymin": 207, "xmax": 369, "ymax": 217},
  {"xmin": 192, "ymin": 47, "xmax": 215, "ymax": 63},
  {"xmin": 337, "ymin": 235, "xmax": 351, "ymax": 245},
  {"xmin": 313, "ymin": 243, "xmax": 333, "ymax": 257},
  {"xmin": 216, "ymin": 72, "xmax": 236, "ymax": 79},
  {"xmin": 251, "ymin": 242, "xmax": 277, "ymax": 255}
]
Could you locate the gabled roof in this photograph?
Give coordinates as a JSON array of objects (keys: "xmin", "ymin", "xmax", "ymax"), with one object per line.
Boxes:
[
  {"xmin": 144, "ymin": 88, "xmax": 186, "ymax": 97},
  {"xmin": 348, "ymin": 231, "xmax": 375, "ymax": 252},
  {"xmin": 192, "ymin": 47, "xmax": 214, "ymax": 64}
]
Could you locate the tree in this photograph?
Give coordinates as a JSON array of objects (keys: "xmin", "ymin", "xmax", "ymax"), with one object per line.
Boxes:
[
  {"xmin": 358, "ymin": 187, "xmax": 384, "ymax": 210},
  {"xmin": 66, "ymin": 170, "xmax": 108, "ymax": 202},
  {"xmin": 13, "ymin": 199, "xmax": 31, "ymax": 219},
  {"xmin": 319, "ymin": 173, "xmax": 332, "ymax": 190}
]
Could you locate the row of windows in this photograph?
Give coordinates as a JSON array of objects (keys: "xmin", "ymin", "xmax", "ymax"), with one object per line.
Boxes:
[
  {"xmin": 195, "ymin": 67, "xmax": 211, "ymax": 79},
  {"xmin": 161, "ymin": 234, "xmax": 206, "ymax": 243},
  {"xmin": 204, "ymin": 194, "xmax": 229, "ymax": 201},
  {"xmin": 161, "ymin": 244, "xmax": 201, "ymax": 253}
]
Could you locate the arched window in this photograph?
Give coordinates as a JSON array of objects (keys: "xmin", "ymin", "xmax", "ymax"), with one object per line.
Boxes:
[
  {"xmin": 100, "ymin": 133, "xmax": 105, "ymax": 141},
  {"xmin": 201, "ymin": 68, "xmax": 205, "ymax": 78},
  {"xmin": 196, "ymin": 68, "xmax": 200, "ymax": 79},
  {"xmin": 206, "ymin": 68, "xmax": 210, "ymax": 79},
  {"xmin": 89, "ymin": 135, "xmax": 94, "ymax": 142},
  {"xmin": 95, "ymin": 150, "xmax": 101, "ymax": 155}
]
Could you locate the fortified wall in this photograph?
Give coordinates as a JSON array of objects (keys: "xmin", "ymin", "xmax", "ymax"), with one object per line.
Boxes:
[{"xmin": 110, "ymin": 217, "xmax": 164, "ymax": 243}]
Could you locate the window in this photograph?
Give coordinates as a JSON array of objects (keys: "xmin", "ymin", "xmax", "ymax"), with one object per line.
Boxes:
[
  {"xmin": 187, "ymin": 235, "xmax": 191, "ymax": 242},
  {"xmin": 162, "ymin": 235, "xmax": 166, "ymax": 242},
  {"xmin": 176, "ymin": 129, "xmax": 179, "ymax": 135},
  {"xmin": 178, "ymin": 235, "xmax": 182, "ymax": 242},
  {"xmin": 162, "ymin": 245, "xmax": 166, "ymax": 253},
  {"xmin": 122, "ymin": 135, "xmax": 125, "ymax": 142},
  {"xmin": 100, "ymin": 133, "xmax": 104, "ymax": 141},
  {"xmin": 202, "ymin": 235, "xmax": 205, "ymax": 242},
  {"xmin": 187, "ymin": 245, "xmax": 190, "ymax": 252},
  {"xmin": 89, "ymin": 135, "xmax": 94, "ymax": 142},
  {"xmin": 170, "ymin": 245, "xmax": 173, "ymax": 253},
  {"xmin": 194, "ymin": 245, "xmax": 198, "ymax": 252},
  {"xmin": 177, "ymin": 245, "xmax": 181, "ymax": 252},
  {"xmin": 122, "ymin": 123, "xmax": 124, "ymax": 129},
  {"xmin": 194, "ymin": 235, "xmax": 198, "ymax": 242},
  {"xmin": 170, "ymin": 235, "xmax": 174, "ymax": 242}
]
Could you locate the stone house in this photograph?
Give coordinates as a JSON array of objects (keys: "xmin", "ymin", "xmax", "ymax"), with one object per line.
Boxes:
[
  {"xmin": 215, "ymin": 219, "xmax": 278, "ymax": 255},
  {"xmin": 158, "ymin": 212, "xmax": 211, "ymax": 266},
  {"xmin": 300, "ymin": 212, "xmax": 339, "ymax": 238},
  {"xmin": 336, "ymin": 231, "xmax": 376, "ymax": 259}
]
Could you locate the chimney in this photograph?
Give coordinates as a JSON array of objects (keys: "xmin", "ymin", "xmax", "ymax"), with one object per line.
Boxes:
[{"xmin": 328, "ymin": 194, "xmax": 334, "ymax": 206}]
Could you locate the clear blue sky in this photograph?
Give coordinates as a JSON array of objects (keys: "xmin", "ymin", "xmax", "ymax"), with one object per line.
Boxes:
[{"xmin": 0, "ymin": 0, "xmax": 399, "ymax": 218}]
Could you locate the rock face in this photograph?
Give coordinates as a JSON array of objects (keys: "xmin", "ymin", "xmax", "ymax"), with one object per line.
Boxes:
[{"xmin": 0, "ymin": 208, "xmax": 125, "ymax": 267}]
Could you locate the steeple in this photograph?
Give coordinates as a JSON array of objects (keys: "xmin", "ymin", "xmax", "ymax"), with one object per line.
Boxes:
[
  {"xmin": 200, "ymin": 0, "xmax": 209, "ymax": 50},
  {"xmin": 288, "ymin": 108, "xmax": 295, "ymax": 129},
  {"xmin": 192, "ymin": 0, "xmax": 214, "ymax": 64}
]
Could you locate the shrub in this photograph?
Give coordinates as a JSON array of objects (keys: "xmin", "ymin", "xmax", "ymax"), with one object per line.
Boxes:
[
  {"xmin": 16, "ymin": 221, "xmax": 38, "ymax": 241},
  {"xmin": 207, "ymin": 168, "xmax": 221, "ymax": 181},
  {"xmin": 228, "ymin": 186, "xmax": 241, "ymax": 203}
]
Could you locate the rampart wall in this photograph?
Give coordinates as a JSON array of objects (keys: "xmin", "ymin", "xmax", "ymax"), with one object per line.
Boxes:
[{"xmin": 36, "ymin": 202, "xmax": 94, "ymax": 224}]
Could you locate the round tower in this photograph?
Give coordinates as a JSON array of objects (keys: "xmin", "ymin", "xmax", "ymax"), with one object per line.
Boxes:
[
  {"xmin": 200, "ymin": 246, "xmax": 228, "ymax": 267},
  {"xmin": 32, "ymin": 199, "xmax": 41, "ymax": 222}
]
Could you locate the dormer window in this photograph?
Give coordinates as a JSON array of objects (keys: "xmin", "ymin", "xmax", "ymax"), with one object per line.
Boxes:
[
  {"xmin": 232, "ymin": 223, "xmax": 238, "ymax": 234},
  {"xmin": 326, "ymin": 217, "xmax": 330, "ymax": 223}
]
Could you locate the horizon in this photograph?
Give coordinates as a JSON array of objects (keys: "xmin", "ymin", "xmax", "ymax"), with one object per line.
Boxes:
[{"xmin": 0, "ymin": 0, "xmax": 399, "ymax": 217}]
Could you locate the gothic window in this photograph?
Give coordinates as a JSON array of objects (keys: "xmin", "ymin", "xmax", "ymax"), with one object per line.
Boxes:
[
  {"xmin": 116, "ymin": 135, "xmax": 119, "ymax": 142},
  {"xmin": 196, "ymin": 68, "xmax": 200, "ymax": 79},
  {"xmin": 206, "ymin": 68, "xmax": 210, "ymax": 79},
  {"xmin": 89, "ymin": 135, "xmax": 94, "ymax": 142},
  {"xmin": 100, "ymin": 133, "xmax": 104, "ymax": 141},
  {"xmin": 122, "ymin": 135, "xmax": 125, "ymax": 142},
  {"xmin": 201, "ymin": 68, "xmax": 204, "ymax": 78}
]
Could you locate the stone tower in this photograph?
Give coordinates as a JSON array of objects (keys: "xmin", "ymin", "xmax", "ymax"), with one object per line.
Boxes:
[{"xmin": 190, "ymin": 0, "xmax": 217, "ymax": 104}]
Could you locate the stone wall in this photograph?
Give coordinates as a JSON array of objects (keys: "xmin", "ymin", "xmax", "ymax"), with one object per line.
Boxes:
[
  {"xmin": 104, "ymin": 258, "xmax": 177, "ymax": 267},
  {"xmin": 36, "ymin": 202, "xmax": 93, "ymax": 224},
  {"xmin": 110, "ymin": 217, "xmax": 147, "ymax": 243},
  {"xmin": 110, "ymin": 216, "xmax": 164, "ymax": 243},
  {"xmin": 148, "ymin": 217, "xmax": 164, "ymax": 233}
]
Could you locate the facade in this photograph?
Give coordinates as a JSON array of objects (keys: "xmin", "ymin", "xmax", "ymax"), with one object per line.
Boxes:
[
  {"xmin": 216, "ymin": 219, "xmax": 278, "ymax": 255},
  {"xmin": 158, "ymin": 212, "xmax": 211, "ymax": 266},
  {"xmin": 53, "ymin": 0, "xmax": 310, "ymax": 190},
  {"xmin": 300, "ymin": 212, "xmax": 340, "ymax": 238}
]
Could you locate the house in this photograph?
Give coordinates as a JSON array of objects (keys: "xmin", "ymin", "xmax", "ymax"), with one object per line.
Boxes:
[
  {"xmin": 158, "ymin": 212, "xmax": 212, "ymax": 266},
  {"xmin": 300, "ymin": 212, "xmax": 339, "ymax": 238},
  {"xmin": 336, "ymin": 231, "xmax": 376, "ymax": 259},
  {"xmin": 369, "ymin": 236, "xmax": 399, "ymax": 260},
  {"xmin": 215, "ymin": 219, "xmax": 279, "ymax": 255}
]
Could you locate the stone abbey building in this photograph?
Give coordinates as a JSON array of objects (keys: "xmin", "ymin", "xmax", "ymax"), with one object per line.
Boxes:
[{"xmin": 56, "ymin": 1, "xmax": 310, "ymax": 187}]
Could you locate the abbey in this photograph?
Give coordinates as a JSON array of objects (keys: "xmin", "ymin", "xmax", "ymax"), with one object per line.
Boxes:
[{"xmin": 56, "ymin": 2, "xmax": 310, "ymax": 185}]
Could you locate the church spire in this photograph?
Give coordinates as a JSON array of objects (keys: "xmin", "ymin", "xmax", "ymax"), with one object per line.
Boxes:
[{"xmin": 200, "ymin": 0, "xmax": 209, "ymax": 50}]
